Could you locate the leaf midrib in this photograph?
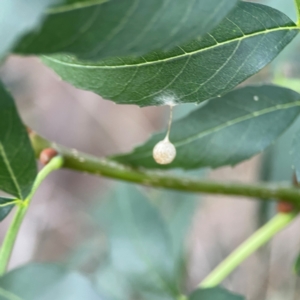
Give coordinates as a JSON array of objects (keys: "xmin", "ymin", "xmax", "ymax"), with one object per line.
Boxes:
[
  {"xmin": 43, "ymin": 25, "xmax": 299, "ymax": 69},
  {"xmin": 0, "ymin": 143, "xmax": 22, "ymax": 199},
  {"xmin": 128, "ymin": 100, "xmax": 300, "ymax": 161},
  {"xmin": 47, "ymin": 0, "xmax": 109, "ymax": 14},
  {"xmin": 177, "ymin": 101, "xmax": 300, "ymax": 146}
]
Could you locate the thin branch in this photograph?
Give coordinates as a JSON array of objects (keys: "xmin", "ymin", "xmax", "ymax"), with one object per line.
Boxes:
[
  {"xmin": 0, "ymin": 156, "xmax": 63, "ymax": 275},
  {"xmin": 199, "ymin": 212, "xmax": 297, "ymax": 288},
  {"xmin": 29, "ymin": 132, "xmax": 300, "ymax": 205},
  {"xmin": 294, "ymin": 0, "xmax": 300, "ymax": 25}
]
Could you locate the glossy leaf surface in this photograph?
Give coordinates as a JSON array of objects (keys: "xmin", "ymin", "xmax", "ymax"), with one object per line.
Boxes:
[
  {"xmin": 113, "ymin": 86, "xmax": 300, "ymax": 170},
  {"xmin": 15, "ymin": 0, "xmax": 238, "ymax": 60},
  {"xmin": 0, "ymin": 82, "xmax": 37, "ymax": 199},
  {"xmin": 42, "ymin": 2, "xmax": 298, "ymax": 106}
]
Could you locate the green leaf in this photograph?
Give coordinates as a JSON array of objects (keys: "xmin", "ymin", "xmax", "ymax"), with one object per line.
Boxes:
[
  {"xmin": 42, "ymin": 2, "xmax": 298, "ymax": 107},
  {"xmin": 97, "ymin": 183, "xmax": 181, "ymax": 299},
  {"xmin": 92, "ymin": 187, "xmax": 197, "ymax": 300},
  {"xmin": 113, "ymin": 86, "xmax": 300, "ymax": 170},
  {"xmin": 167, "ymin": 195, "xmax": 196, "ymax": 277},
  {"xmin": 150, "ymin": 189, "xmax": 197, "ymax": 284},
  {"xmin": 0, "ymin": 198, "xmax": 15, "ymax": 221},
  {"xmin": 15, "ymin": 0, "xmax": 238, "ymax": 60},
  {"xmin": 189, "ymin": 287, "xmax": 244, "ymax": 300},
  {"xmin": 291, "ymin": 129, "xmax": 300, "ymax": 181},
  {"xmin": 0, "ymin": 82, "xmax": 37, "ymax": 199},
  {"xmin": 0, "ymin": 263, "xmax": 102, "ymax": 300},
  {"xmin": 0, "ymin": 0, "xmax": 58, "ymax": 59}
]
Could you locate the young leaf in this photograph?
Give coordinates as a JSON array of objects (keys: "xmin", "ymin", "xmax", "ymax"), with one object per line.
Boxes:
[
  {"xmin": 0, "ymin": 263, "xmax": 102, "ymax": 300},
  {"xmin": 15, "ymin": 0, "xmax": 238, "ymax": 60},
  {"xmin": 291, "ymin": 129, "xmax": 300, "ymax": 182},
  {"xmin": 189, "ymin": 287, "xmax": 244, "ymax": 300},
  {"xmin": 0, "ymin": 198, "xmax": 15, "ymax": 221},
  {"xmin": 0, "ymin": 0, "xmax": 56, "ymax": 59},
  {"xmin": 113, "ymin": 86, "xmax": 300, "ymax": 170},
  {"xmin": 96, "ymin": 183, "xmax": 181, "ymax": 299},
  {"xmin": 0, "ymin": 82, "xmax": 37, "ymax": 199},
  {"xmin": 42, "ymin": 2, "xmax": 298, "ymax": 106}
]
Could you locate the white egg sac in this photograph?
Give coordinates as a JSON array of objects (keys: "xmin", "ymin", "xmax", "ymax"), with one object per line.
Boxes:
[{"xmin": 153, "ymin": 139, "xmax": 176, "ymax": 165}]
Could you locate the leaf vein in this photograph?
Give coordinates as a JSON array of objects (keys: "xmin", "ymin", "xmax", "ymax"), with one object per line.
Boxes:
[
  {"xmin": 0, "ymin": 143, "xmax": 22, "ymax": 199},
  {"xmin": 43, "ymin": 26, "xmax": 298, "ymax": 70}
]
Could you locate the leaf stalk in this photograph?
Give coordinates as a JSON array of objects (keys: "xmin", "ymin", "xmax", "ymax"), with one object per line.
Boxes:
[
  {"xmin": 294, "ymin": 0, "xmax": 300, "ymax": 25},
  {"xmin": 0, "ymin": 156, "xmax": 63, "ymax": 275},
  {"xmin": 199, "ymin": 212, "xmax": 297, "ymax": 288}
]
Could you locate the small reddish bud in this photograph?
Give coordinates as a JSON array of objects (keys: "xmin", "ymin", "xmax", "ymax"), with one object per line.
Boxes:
[
  {"xmin": 277, "ymin": 201, "xmax": 294, "ymax": 213},
  {"xmin": 39, "ymin": 148, "xmax": 58, "ymax": 165}
]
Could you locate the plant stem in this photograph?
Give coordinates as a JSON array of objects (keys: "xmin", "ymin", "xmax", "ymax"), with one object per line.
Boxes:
[
  {"xmin": 0, "ymin": 156, "xmax": 63, "ymax": 275},
  {"xmin": 199, "ymin": 212, "xmax": 298, "ymax": 288},
  {"xmin": 294, "ymin": 0, "xmax": 300, "ymax": 25},
  {"xmin": 29, "ymin": 132, "xmax": 300, "ymax": 205},
  {"xmin": 0, "ymin": 206, "xmax": 26, "ymax": 276}
]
